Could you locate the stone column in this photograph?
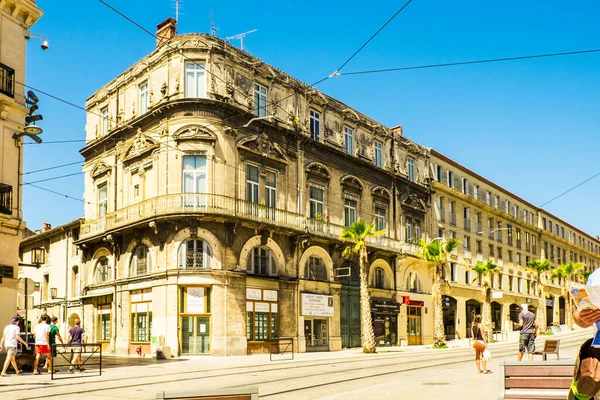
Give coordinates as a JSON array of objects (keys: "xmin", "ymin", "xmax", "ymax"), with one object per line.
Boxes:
[
  {"xmin": 456, "ymin": 298, "xmax": 466, "ymax": 339},
  {"xmin": 329, "ymin": 285, "xmax": 342, "ymax": 351}
]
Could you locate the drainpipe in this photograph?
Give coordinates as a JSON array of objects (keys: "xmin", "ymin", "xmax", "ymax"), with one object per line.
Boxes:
[{"xmin": 62, "ymin": 227, "xmax": 68, "ymax": 337}]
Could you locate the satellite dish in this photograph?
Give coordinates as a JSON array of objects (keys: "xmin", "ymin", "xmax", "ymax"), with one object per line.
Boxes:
[{"xmin": 18, "ymin": 278, "xmax": 35, "ymax": 295}]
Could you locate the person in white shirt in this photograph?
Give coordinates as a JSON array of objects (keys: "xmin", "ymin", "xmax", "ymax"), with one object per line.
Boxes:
[
  {"xmin": 32, "ymin": 315, "xmax": 51, "ymax": 375},
  {"xmin": 0, "ymin": 316, "xmax": 29, "ymax": 376}
]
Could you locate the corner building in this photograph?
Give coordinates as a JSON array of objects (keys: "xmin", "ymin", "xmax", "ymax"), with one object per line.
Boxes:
[
  {"xmin": 77, "ymin": 19, "xmax": 433, "ymax": 356},
  {"xmin": 430, "ymin": 150, "xmax": 600, "ymax": 340}
]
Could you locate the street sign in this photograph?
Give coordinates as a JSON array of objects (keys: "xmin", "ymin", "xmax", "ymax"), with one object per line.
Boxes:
[
  {"xmin": 492, "ymin": 291, "xmax": 503, "ymax": 299},
  {"xmin": 18, "ymin": 278, "xmax": 35, "ymax": 295}
]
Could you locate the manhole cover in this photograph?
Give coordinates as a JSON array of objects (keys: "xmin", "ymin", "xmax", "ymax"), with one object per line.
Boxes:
[{"xmin": 422, "ymin": 382, "xmax": 451, "ymax": 386}]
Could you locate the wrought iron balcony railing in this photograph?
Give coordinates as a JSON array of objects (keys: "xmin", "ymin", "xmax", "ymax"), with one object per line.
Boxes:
[{"xmin": 80, "ymin": 193, "xmax": 420, "ymax": 256}]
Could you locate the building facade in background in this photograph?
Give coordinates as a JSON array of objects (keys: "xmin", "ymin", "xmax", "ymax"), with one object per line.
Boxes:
[
  {"xmin": 75, "ymin": 19, "xmax": 432, "ymax": 356},
  {"xmin": 0, "ymin": 0, "xmax": 42, "ymax": 328},
  {"xmin": 430, "ymin": 150, "xmax": 600, "ymax": 340},
  {"xmin": 18, "ymin": 220, "xmax": 82, "ymax": 339}
]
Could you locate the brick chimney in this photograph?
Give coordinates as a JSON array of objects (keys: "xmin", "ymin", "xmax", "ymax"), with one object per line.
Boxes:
[
  {"xmin": 391, "ymin": 125, "xmax": 403, "ymax": 136},
  {"xmin": 156, "ymin": 18, "xmax": 177, "ymax": 48},
  {"xmin": 43, "ymin": 222, "xmax": 51, "ymax": 232}
]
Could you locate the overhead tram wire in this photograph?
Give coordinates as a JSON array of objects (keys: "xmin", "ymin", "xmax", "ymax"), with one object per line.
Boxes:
[
  {"xmin": 26, "ymin": 184, "xmax": 91, "ymax": 205},
  {"xmin": 539, "ymin": 170, "xmax": 600, "ymax": 208},
  {"xmin": 336, "ymin": 48, "xmax": 600, "ymax": 77},
  {"xmin": 22, "ymin": 161, "xmax": 83, "ymax": 175},
  {"xmin": 22, "ymin": 171, "xmax": 85, "ymax": 186},
  {"xmin": 24, "ymin": 139, "xmax": 86, "ymax": 145},
  {"xmin": 330, "ymin": 0, "xmax": 414, "ymax": 76}
]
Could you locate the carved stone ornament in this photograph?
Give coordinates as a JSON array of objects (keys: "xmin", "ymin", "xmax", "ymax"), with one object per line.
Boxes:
[
  {"xmin": 172, "ymin": 125, "xmax": 217, "ymax": 143},
  {"xmin": 237, "ymin": 133, "xmax": 289, "ymax": 163},
  {"xmin": 175, "ymin": 76, "xmax": 180, "ymax": 93},
  {"xmin": 161, "ymin": 82, "xmax": 168, "ymax": 97},
  {"xmin": 226, "ymin": 82, "xmax": 235, "ymax": 97},
  {"xmin": 180, "ymin": 38, "xmax": 210, "ymax": 49},
  {"xmin": 402, "ymin": 193, "xmax": 427, "ymax": 212},
  {"xmin": 149, "ymin": 90, "xmax": 154, "ymax": 105},
  {"xmin": 91, "ymin": 162, "xmax": 111, "ymax": 179},
  {"xmin": 340, "ymin": 175, "xmax": 364, "ymax": 193},
  {"xmin": 305, "ymin": 162, "xmax": 331, "ymax": 181},
  {"xmin": 121, "ymin": 129, "xmax": 159, "ymax": 161}
]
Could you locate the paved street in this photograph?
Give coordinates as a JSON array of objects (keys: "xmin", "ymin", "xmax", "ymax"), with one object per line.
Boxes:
[{"xmin": 0, "ymin": 328, "xmax": 590, "ymax": 400}]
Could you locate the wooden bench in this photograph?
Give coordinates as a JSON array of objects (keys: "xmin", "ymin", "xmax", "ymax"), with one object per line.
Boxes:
[
  {"xmin": 499, "ymin": 361, "xmax": 573, "ymax": 399},
  {"xmin": 533, "ymin": 339, "xmax": 560, "ymax": 361},
  {"xmin": 156, "ymin": 387, "xmax": 259, "ymax": 400}
]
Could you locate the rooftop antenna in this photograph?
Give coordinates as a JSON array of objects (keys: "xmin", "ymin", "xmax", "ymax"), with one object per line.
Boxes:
[
  {"xmin": 171, "ymin": 0, "xmax": 182, "ymax": 31},
  {"xmin": 210, "ymin": 8, "xmax": 217, "ymax": 36},
  {"xmin": 226, "ymin": 29, "xmax": 257, "ymax": 50}
]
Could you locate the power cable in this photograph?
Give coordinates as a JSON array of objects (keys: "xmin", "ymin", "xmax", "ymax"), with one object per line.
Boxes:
[
  {"xmin": 24, "ymin": 139, "xmax": 86, "ymax": 145},
  {"xmin": 338, "ymin": 48, "xmax": 600, "ymax": 76},
  {"xmin": 25, "ymin": 184, "xmax": 91, "ymax": 204},
  {"xmin": 22, "ymin": 161, "xmax": 83, "ymax": 175},
  {"xmin": 540, "ymin": 171, "xmax": 600, "ymax": 207},
  {"xmin": 331, "ymin": 0, "xmax": 414, "ymax": 76},
  {"xmin": 22, "ymin": 171, "xmax": 84, "ymax": 186}
]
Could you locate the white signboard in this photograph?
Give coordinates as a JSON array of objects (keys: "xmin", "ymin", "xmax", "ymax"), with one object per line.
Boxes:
[
  {"xmin": 246, "ymin": 288, "xmax": 262, "ymax": 300},
  {"xmin": 187, "ymin": 287, "xmax": 205, "ymax": 313},
  {"xmin": 491, "ymin": 291, "xmax": 503, "ymax": 299},
  {"xmin": 263, "ymin": 290, "xmax": 278, "ymax": 301},
  {"xmin": 301, "ymin": 293, "xmax": 334, "ymax": 317},
  {"xmin": 255, "ymin": 302, "xmax": 270, "ymax": 312}
]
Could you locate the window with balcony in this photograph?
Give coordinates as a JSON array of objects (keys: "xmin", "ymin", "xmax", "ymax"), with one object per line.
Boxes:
[
  {"xmin": 476, "ymin": 240, "xmax": 482, "ymax": 254},
  {"xmin": 489, "ymin": 244, "xmax": 494, "ymax": 257},
  {"xmin": 437, "ymin": 196, "xmax": 445, "ymax": 222},
  {"xmin": 0, "ymin": 183, "xmax": 12, "ymax": 215},
  {"xmin": 485, "ymin": 191, "xmax": 491, "ymax": 205},
  {"xmin": 374, "ymin": 206, "xmax": 386, "ymax": 231},
  {"xmin": 507, "ymin": 224, "xmax": 513, "ymax": 245},
  {"xmin": 464, "ymin": 235, "xmax": 471, "ymax": 251},
  {"xmin": 498, "ymin": 247, "xmax": 503, "ymax": 259},
  {"xmin": 406, "ymin": 272, "xmax": 421, "ymax": 293},
  {"xmin": 98, "ymin": 183, "xmax": 108, "ymax": 218},
  {"xmin": 374, "ymin": 141, "xmax": 383, "ymax": 168},
  {"xmin": 447, "ymin": 170, "xmax": 454, "ymax": 188},
  {"xmin": 532, "ymin": 236, "xmax": 537, "ymax": 254},
  {"xmin": 450, "ymin": 263, "xmax": 457, "ymax": 282},
  {"xmin": 0, "ymin": 63, "xmax": 15, "ymax": 97},
  {"xmin": 305, "ymin": 256, "xmax": 327, "ymax": 281},
  {"xmin": 100, "ymin": 107, "xmax": 109, "ymax": 136},
  {"xmin": 522, "ymin": 209, "xmax": 527, "ymax": 222},
  {"xmin": 461, "ymin": 177, "xmax": 469, "ymax": 195},
  {"xmin": 516, "ymin": 228, "xmax": 522, "ymax": 248},
  {"xmin": 435, "ymin": 164, "xmax": 443, "ymax": 182},
  {"xmin": 247, "ymin": 247, "xmax": 277, "ymax": 276},
  {"xmin": 178, "ymin": 239, "xmax": 212, "ymax": 270},
  {"xmin": 464, "ymin": 207, "xmax": 470, "ymax": 231},
  {"xmin": 473, "ymin": 185, "xmax": 478, "ymax": 200},
  {"xmin": 183, "ymin": 155, "xmax": 207, "ymax": 207},
  {"xmin": 139, "ymin": 81, "xmax": 149, "ymax": 114},
  {"xmin": 253, "ymin": 83, "xmax": 268, "ymax": 117},
  {"xmin": 513, "ymin": 204, "xmax": 518, "ymax": 218},
  {"xmin": 246, "ymin": 165, "xmax": 259, "ymax": 204},
  {"xmin": 374, "ymin": 267, "xmax": 387, "ymax": 289},
  {"xmin": 185, "ymin": 62, "xmax": 207, "ymax": 98},
  {"xmin": 344, "ymin": 198, "xmax": 357, "ymax": 227},
  {"xmin": 309, "ymin": 185, "xmax": 324, "ymax": 219},
  {"xmin": 309, "ymin": 110, "xmax": 321, "ymax": 141},
  {"xmin": 449, "ymin": 201, "xmax": 456, "ymax": 225},
  {"xmin": 505, "ymin": 200, "xmax": 510, "ymax": 213},
  {"xmin": 95, "ymin": 257, "xmax": 111, "ymax": 283},
  {"xmin": 344, "ymin": 127, "xmax": 354, "ymax": 155},
  {"xmin": 407, "ymin": 158, "xmax": 415, "ymax": 181},
  {"xmin": 130, "ymin": 245, "xmax": 151, "ymax": 276},
  {"xmin": 494, "ymin": 196, "xmax": 499, "ymax": 209},
  {"xmin": 265, "ymin": 171, "xmax": 277, "ymax": 209},
  {"xmin": 508, "ymin": 250, "xmax": 513, "ymax": 262},
  {"xmin": 405, "ymin": 222, "xmax": 413, "ymax": 243}
]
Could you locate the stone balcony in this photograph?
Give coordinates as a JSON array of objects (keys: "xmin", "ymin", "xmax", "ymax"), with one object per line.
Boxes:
[{"xmin": 80, "ymin": 193, "xmax": 420, "ymax": 256}]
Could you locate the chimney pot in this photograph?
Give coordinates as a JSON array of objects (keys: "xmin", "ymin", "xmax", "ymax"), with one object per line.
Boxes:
[
  {"xmin": 391, "ymin": 125, "xmax": 403, "ymax": 136},
  {"xmin": 43, "ymin": 222, "xmax": 51, "ymax": 232},
  {"xmin": 156, "ymin": 17, "xmax": 177, "ymax": 48}
]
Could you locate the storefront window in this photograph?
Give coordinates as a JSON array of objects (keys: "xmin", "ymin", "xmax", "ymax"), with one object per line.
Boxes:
[
  {"xmin": 246, "ymin": 288, "xmax": 278, "ymax": 342},
  {"xmin": 179, "ymin": 287, "xmax": 211, "ymax": 354},
  {"xmin": 131, "ymin": 289, "xmax": 152, "ymax": 343},
  {"xmin": 97, "ymin": 304, "xmax": 111, "ymax": 341}
]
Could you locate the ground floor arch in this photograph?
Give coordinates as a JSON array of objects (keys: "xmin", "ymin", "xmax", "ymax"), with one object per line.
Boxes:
[
  {"xmin": 465, "ymin": 299, "xmax": 482, "ymax": 338},
  {"xmin": 491, "ymin": 302, "xmax": 501, "ymax": 331},
  {"xmin": 442, "ymin": 295, "xmax": 457, "ymax": 340}
]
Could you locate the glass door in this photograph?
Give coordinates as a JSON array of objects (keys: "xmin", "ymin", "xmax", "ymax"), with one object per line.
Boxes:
[
  {"xmin": 407, "ymin": 306, "xmax": 422, "ymax": 345},
  {"xmin": 181, "ymin": 316, "xmax": 210, "ymax": 354},
  {"xmin": 304, "ymin": 318, "xmax": 329, "ymax": 351}
]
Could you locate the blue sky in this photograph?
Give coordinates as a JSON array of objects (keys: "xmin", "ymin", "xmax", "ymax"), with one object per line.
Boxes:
[{"xmin": 23, "ymin": 0, "xmax": 600, "ymax": 235}]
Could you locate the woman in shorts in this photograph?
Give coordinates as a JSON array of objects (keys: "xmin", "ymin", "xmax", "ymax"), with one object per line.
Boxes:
[{"xmin": 472, "ymin": 314, "xmax": 491, "ymax": 374}]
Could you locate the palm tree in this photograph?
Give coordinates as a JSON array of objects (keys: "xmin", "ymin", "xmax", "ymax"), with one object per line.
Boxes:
[
  {"xmin": 525, "ymin": 258, "xmax": 553, "ymax": 332},
  {"xmin": 417, "ymin": 237, "xmax": 460, "ymax": 347},
  {"xmin": 580, "ymin": 269, "xmax": 593, "ymax": 285},
  {"xmin": 550, "ymin": 262, "xmax": 583, "ymax": 330},
  {"xmin": 471, "ymin": 260, "xmax": 501, "ymax": 342},
  {"xmin": 341, "ymin": 220, "xmax": 384, "ymax": 354}
]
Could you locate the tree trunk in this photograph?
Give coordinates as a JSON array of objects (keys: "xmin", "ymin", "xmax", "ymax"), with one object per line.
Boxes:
[
  {"xmin": 564, "ymin": 283, "xmax": 573, "ymax": 330},
  {"xmin": 432, "ymin": 263, "xmax": 446, "ymax": 347},
  {"xmin": 536, "ymin": 273, "xmax": 547, "ymax": 332},
  {"xmin": 359, "ymin": 246, "xmax": 376, "ymax": 353},
  {"xmin": 483, "ymin": 287, "xmax": 493, "ymax": 343}
]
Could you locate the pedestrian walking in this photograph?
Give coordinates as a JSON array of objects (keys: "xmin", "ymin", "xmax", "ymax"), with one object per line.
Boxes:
[
  {"xmin": 0, "ymin": 316, "xmax": 29, "ymax": 376},
  {"xmin": 32, "ymin": 315, "xmax": 51, "ymax": 375},
  {"xmin": 48, "ymin": 317, "xmax": 64, "ymax": 372},
  {"xmin": 471, "ymin": 314, "xmax": 490, "ymax": 374},
  {"xmin": 513, "ymin": 303, "xmax": 538, "ymax": 361},
  {"xmin": 67, "ymin": 319, "xmax": 85, "ymax": 373}
]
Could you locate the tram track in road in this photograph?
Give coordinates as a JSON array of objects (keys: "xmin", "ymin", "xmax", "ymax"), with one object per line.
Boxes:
[{"xmin": 14, "ymin": 331, "xmax": 589, "ymax": 399}]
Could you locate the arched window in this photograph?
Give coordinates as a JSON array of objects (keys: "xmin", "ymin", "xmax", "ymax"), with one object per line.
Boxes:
[
  {"xmin": 407, "ymin": 272, "xmax": 421, "ymax": 293},
  {"xmin": 178, "ymin": 239, "xmax": 212, "ymax": 270},
  {"xmin": 304, "ymin": 256, "xmax": 327, "ymax": 281},
  {"xmin": 247, "ymin": 247, "xmax": 277, "ymax": 276},
  {"xmin": 95, "ymin": 257, "xmax": 111, "ymax": 283},
  {"xmin": 374, "ymin": 267, "xmax": 386, "ymax": 289},
  {"xmin": 131, "ymin": 245, "xmax": 151, "ymax": 276}
]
